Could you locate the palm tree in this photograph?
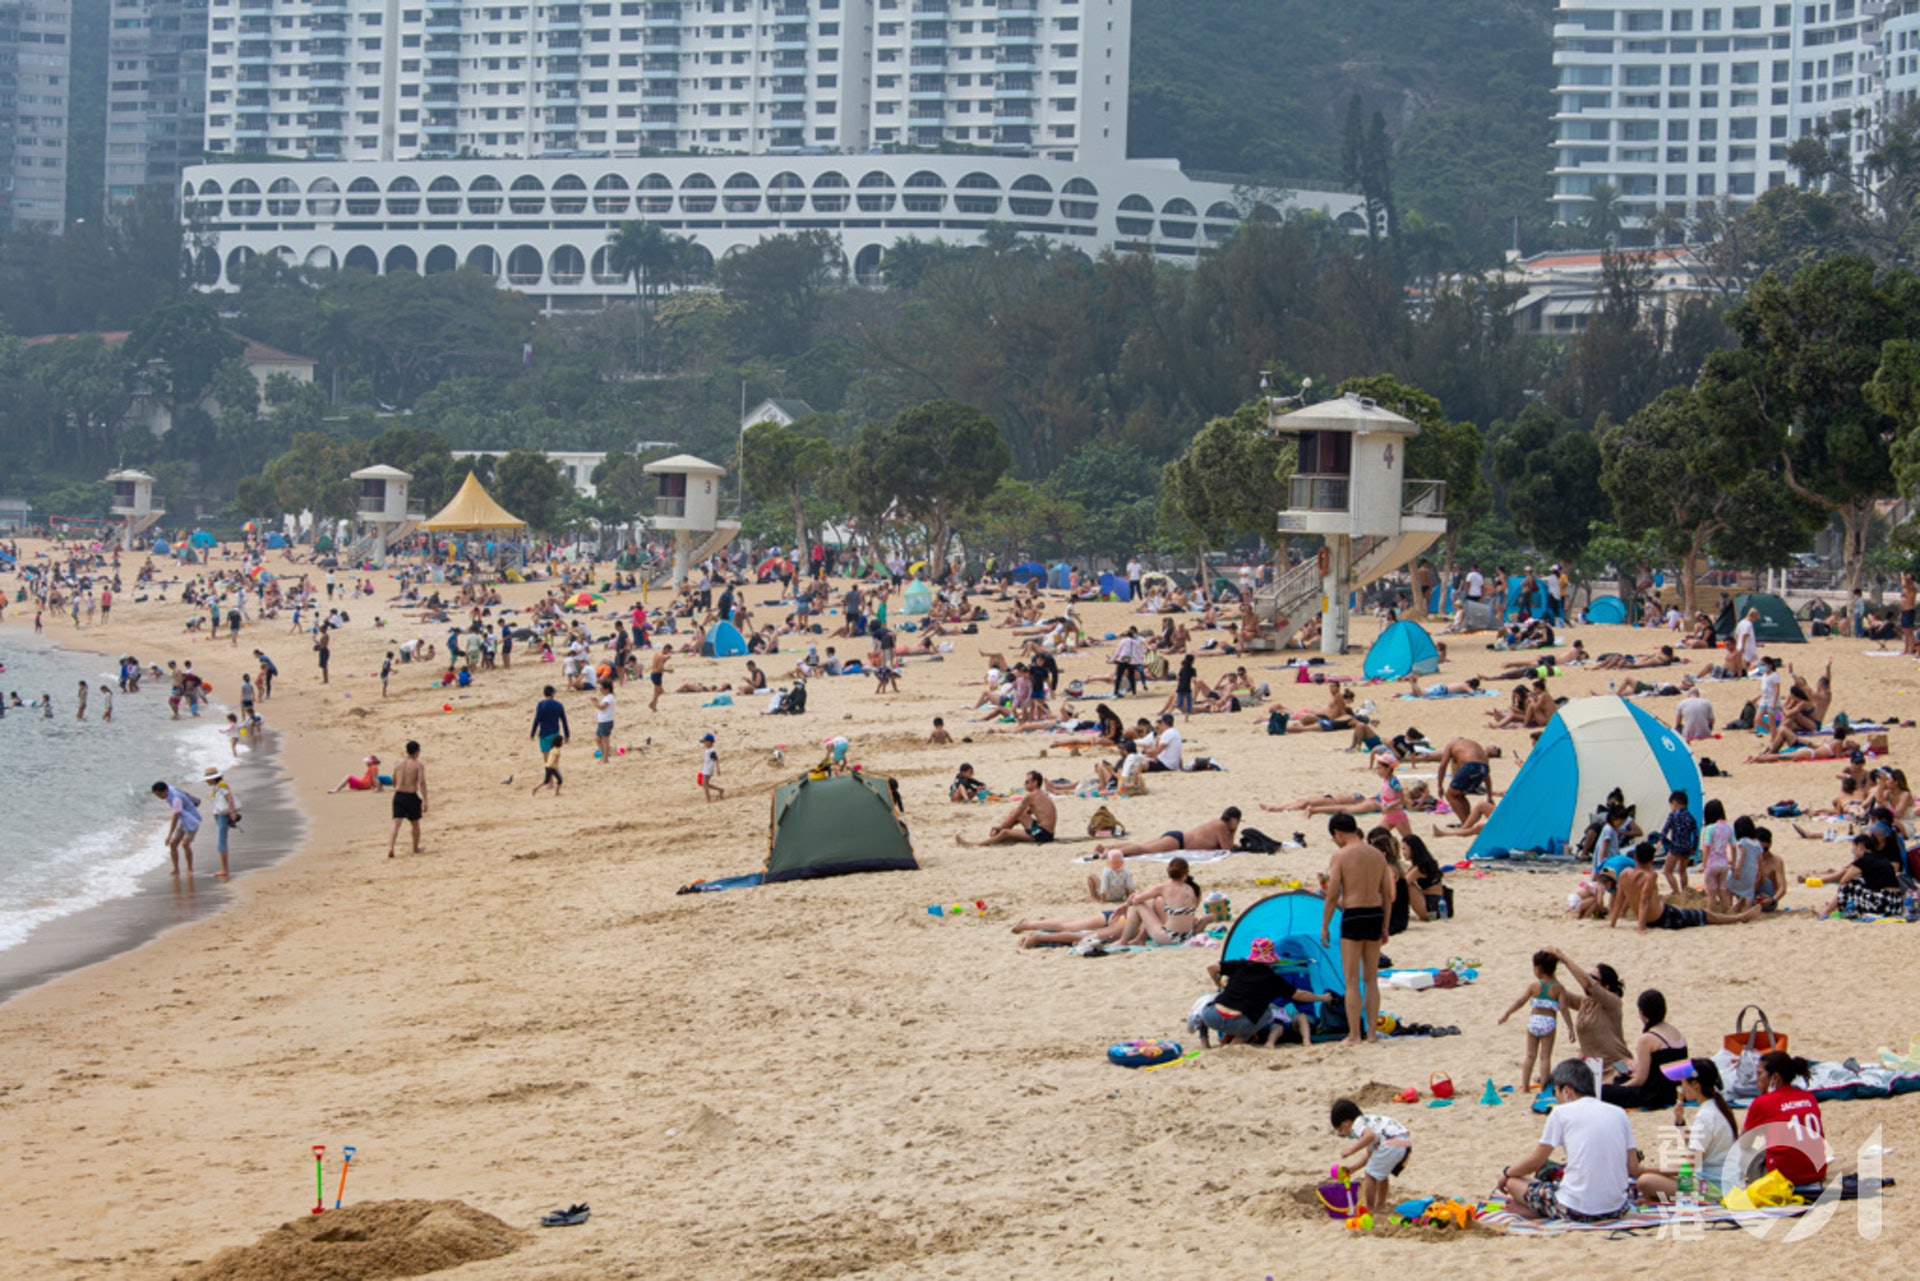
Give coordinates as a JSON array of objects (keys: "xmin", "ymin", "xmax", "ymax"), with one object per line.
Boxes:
[
  {"xmin": 1583, "ymin": 182, "xmax": 1624, "ymax": 249},
  {"xmin": 604, "ymin": 220, "xmax": 694, "ymax": 373}
]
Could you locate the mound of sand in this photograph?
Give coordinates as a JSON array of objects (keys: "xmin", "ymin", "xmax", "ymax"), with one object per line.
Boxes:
[{"xmin": 183, "ymin": 1200, "xmax": 524, "ymax": 1281}]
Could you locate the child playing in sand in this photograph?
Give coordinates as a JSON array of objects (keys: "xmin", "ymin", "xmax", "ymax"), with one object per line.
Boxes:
[
  {"xmin": 1331, "ymin": 1099, "xmax": 1411, "ymax": 1215},
  {"xmin": 1701, "ymin": 799, "xmax": 1733, "ymax": 914},
  {"xmin": 699, "ymin": 732, "xmax": 725, "ymax": 801},
  {"xmin": 1497, "ymin": 950, "xmax": 1566, "ymax": 1091},
  {"xmin": 928, "ymin": 716, "xmax": 953, "ymax": 745}
]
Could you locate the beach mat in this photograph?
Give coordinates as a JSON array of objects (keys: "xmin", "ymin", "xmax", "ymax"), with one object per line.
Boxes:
[
  {"xmin": 1476, "ymin": 1198, "xmax": 1813, "ymax": 1236},
  {"xmin": 1072, "ymin": 849, "xmax": 1246, "ymax": 865}
]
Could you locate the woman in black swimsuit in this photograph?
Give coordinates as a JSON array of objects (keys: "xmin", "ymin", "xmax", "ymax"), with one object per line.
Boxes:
[
  {"xmin": 1600, "ymin": 989, "xmax": 1688, "ymax": 1109},
  {"xmin": 1367, "ymin": 828, "xmax": 1413, "ymax": 936},
  {"xmin": 1403, "ymin": 835, "xmax": 1449, "ymax": 921}
]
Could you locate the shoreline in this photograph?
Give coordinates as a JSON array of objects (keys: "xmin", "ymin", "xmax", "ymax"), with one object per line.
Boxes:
[
  {"xmin": 0, "ymin": 620, "xmax": 315, "ymax": 1008},
  {"xmin": 0, "ymin": 720, "xmax": 309, "ymax": 1007}
]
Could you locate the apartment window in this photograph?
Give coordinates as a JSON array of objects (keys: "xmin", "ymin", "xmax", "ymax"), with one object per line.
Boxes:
[
  {"xmin": 1700, "ymin": 119, "xmax": 1720, "ymax": 140},
  {"xmin": 1624, "ymin": 65, "xmax": 1662, "ymax": 85},
  {"xmin": 1667, "ymin": 119, "xmax": 1689, "ymax": 140},
  {"xmin": 1732, "ymin": 6, "xmax": 1760, "ymax": 28},
  {"xmin": 1772, "ymin": 59, "xmax": 1789, "ymax": 82},
  {"xmin": 1670, "ymin": 91, "xmax": 1691, "ymax": 107},
  {"xmin": 1698, "ymin": 173, "xmax": 1717, "ymax": 195},
  {"xmin": 1621, "ymin": 119, "xmax": 1659, "ymax": 140},
  {"xmin": 1699, "ymin": 145, "xmax": 1718, "ymax": 160},
  {"xmin": 1703, "ymin": 9, "xmax": 1722, "ymax": 30},
  {"xmin": 1775, "ymin": 3, "xmax": 1791, "ymax": 23},
  {"xmin": 1625, "ymin": 10, "xmax": 1664, "ymax": 31},
  {"xmin": 1670, "ymin": 9, "xmax": 1694, "ymax": 31},
  {"xmin": 1771, "ymin": 115, "xmax": 1788, "ymax": 137},
  {"xmin": 1668, "ymin": 146, "xmax": 1688, "ymax": 161},
  {"xmin": 1701, "ymin": 64, "xmax": 1720, "ymax": 84},
  {"xmin": 1729, "ymin": 172, "xmax": 1756, "ymax": 194},
  {"xmin": 1666, "ymin": 174, "xmax": 1688, "ymax": 195},
  {"xmin": 1731, "ymin": 61, "xmax": 1759, "ymax": 83},
  {"xmin": 1670, "ymin": 64, "xmax": 1691, "ymax": 85},
  {"xmin": 1701, "ymin": 90, "xmax": 1719, "ymax": 106}
]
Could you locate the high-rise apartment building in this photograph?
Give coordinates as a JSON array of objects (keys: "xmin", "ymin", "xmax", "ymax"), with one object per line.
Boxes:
[
  {"xmin": 0, "ymin": 0, "xmax": 72, "ymax": 232},
  {"xmin": 200, "ymin": 0, "xmax": 1128, "ymax": 164},
  {"xmin": 106, "ymin": 0, "xmax": 211, "ymax": 204},
  {"xmin": 1547, "ymin": 1, "xmax": 1920, "ymax": 229}
]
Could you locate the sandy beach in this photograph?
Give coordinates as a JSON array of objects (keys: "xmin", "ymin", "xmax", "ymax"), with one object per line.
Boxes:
[{"xmin": 1, "ymin": 544, "xmax": 1916, "ymax": 1277}]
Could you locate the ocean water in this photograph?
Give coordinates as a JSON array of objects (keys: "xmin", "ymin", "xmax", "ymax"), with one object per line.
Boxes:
[{"xmin": 0, "ymin": 635, "xmax": 235, "ymax": 955}]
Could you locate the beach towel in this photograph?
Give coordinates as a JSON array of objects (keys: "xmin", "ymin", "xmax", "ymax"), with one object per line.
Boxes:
[
  {"xmin": 1476, "ymin": 1197, "xmax": 1814, "ymax": 1235},
  {"xmin": 1071, "ymin": 849, "xmax": 1245, "ymax": 865},
  {"xmin": 1397, "ymin": 690, "xmax": 1497, "ymax": 700}
]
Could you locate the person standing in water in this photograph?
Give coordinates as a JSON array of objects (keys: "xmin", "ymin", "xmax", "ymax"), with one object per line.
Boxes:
[
  {"xmin": 205, "ymin": 766, "xmax": 240, "ymax": 880},
  {"xmin": 75, "ymin": 680, "xmax": 88, "ymax": 721},
  {"xmin": 388, "ymin": 740, "xmax": 428, "ymax": 857},
  {"xmin": 152, "ymin": 780, "xmax": 202, "ymax": 876}
]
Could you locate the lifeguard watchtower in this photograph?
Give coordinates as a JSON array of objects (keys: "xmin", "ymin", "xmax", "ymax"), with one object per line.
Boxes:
[
  {"xmin": 643, "ymin": 454, "xmax": 740, "ymax": 587},
  {"xmin": 106, "ymin": 468, "xmax": 163, "ymax": 550},
  {"xmin": 1258, "ymin": 394, "xmax": 1447, "ymax": 655},
  {"xmin": 348, "ymin": 464, "xmax": 425, "ymax": 560}
]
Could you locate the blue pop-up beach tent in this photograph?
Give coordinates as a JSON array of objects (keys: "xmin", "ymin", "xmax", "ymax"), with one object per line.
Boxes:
[
  {"xmin": 1363, "ymin": 620, "xmax": 1440, "ymax": 680},
  {"xmin": 1049, "ymin": 562, "xmax": 1072, "ymax": 590},
  {"xmin": 1219, "ymin": 891, "xmax": 1345, "ymax": 1033},
  {"xmin": 1586, "ymin": 594, "xmax": 1629, "ymax": 625},
  {"xmin": 1097, "ymin": 571, "xmax": 1132, "ymax": 602},
  {"xmin": 1467, "ymin": 696, "xmax": 1701, "ymax": 861},
  {"xmin": 702, "ymin": 620, "xmax": 748, "ymax": 658},
  {"xmin": 1009, "ymin": 560, "xmax": 1047, "ymax": 585},
  {"xmin": 900, "ymin": 580, "xmax": 933, "ymax": 616}
]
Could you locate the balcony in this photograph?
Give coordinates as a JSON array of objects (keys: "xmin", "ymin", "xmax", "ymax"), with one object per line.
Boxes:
[
  {"xmin": 1280, "ymin": 475, "xmax": 1448, "ymax": 525},
  {"xmin": 358, "ymin": 497, "xmax": 427, "ymax": 518}
]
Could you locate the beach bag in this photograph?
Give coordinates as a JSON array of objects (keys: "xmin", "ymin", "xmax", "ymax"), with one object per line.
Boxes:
[
  {"xmin": 1236, "ymin": 827, "xmax": 1282, "ymax": 854},
  {"xmin": 1725, "ymin": 1005, "xmax": 1789, "ymax": 1058},
  {"xmin": 1767, "ymin": 801, "xmax": 1803, "ymax": 818},
  {"xmin": 1086, "ymin": 806, "xmax": 1125, "ymax": 839},
  {"xmin": 1267, "ymin": 708, "xmax": 1290, "ymax": 736},
  {"xmin": 1722, "ymin": 1169, "xmax": 1803, "ymax": 1211}
]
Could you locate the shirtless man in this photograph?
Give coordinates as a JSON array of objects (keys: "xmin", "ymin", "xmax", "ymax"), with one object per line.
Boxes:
[
  {"xmin": 387, "ymin": 739, "xmax": 428, "ymax": 858},
  {"xmin": 1320, "ymin": 812, "xmax": 1395, "ymax": 1045},
  {"xmin": 648, "ymin": 643, "xmax": 674, "ymax": 712},
  {"xmin": 1090, "ymin": 807, "xmax": 1241, "ymax": 857},
  {"xmin": 1611, "ymin": 842, "xmax": 1760, "ymax": 930},
  {"xmin": 1406, "ymin": 675, "xmax": 1482, "ymax": 697},
  {"xmin": 956, "ymin": 771, "xmax": 1058, "ymax": 846},
  {"xmin": 1433, "ymin": 736, "xmax": 1500, "ymax": 822},
  {"xmin": 1594, "ymin": 645, "xmax": 1677, "ymax": 671}
]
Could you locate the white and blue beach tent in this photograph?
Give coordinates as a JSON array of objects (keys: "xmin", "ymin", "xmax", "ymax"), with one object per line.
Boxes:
[{"xmin": 1466, "ymin": 696, "xmax": 1702, "ymax": 860}]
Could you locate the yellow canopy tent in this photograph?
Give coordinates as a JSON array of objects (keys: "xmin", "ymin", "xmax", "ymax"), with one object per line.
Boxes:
[{"xmin": 421, "ymin": 472, "xmax": 525, "ymax": 531}]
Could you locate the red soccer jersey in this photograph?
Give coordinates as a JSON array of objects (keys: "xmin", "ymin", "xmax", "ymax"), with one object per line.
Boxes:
[{"xmin": 1742, "ymin": 1087, "xmax": 1828, "ymax": 1186}]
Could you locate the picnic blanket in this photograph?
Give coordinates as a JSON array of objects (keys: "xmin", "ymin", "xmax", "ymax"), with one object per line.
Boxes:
[
  {"xmin": 1397, "ymin": 690, "xmax": 1498, "ymax": 699},
  {"xmin": 1477, "ymin": 1197, "xmax": 1815, "ymax": 1236}
]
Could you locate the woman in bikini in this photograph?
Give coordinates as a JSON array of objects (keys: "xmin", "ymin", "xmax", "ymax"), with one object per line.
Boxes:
[{"xmin": 1119, "ymin": 858, "xmax": 1202, "ymax": 945}]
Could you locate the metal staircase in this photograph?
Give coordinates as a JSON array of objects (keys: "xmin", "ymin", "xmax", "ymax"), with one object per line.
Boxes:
[
  {"xmin": 1244, "ymin": 528, "xmax": 1445, "ymax": 652},
  {"xmin": 647, "ymin": 521, "xmax": 743, "ymax": 588}
]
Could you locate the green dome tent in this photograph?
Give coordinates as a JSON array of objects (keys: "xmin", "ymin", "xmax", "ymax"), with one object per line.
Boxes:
[
  {"xmin": 765, "ymin": 772, "xmax": 918, "ymax": 882},
  {"xmin": 1713, "ymin": 592, "xmax": 1806, "ymax": 644}
]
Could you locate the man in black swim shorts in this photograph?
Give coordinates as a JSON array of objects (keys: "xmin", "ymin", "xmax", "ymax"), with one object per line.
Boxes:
[
  {"xmin": 957, "ymin": 771, "xmax": 1058, "ymax": 847},
  {"xmin": 1320, "ymin": 813, "xmax": 1396, "ymax": 1045}
]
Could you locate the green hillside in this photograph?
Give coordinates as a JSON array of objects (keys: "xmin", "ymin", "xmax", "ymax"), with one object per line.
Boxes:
[{"xmin": 1130, "ymin": 0, "xmax": 1557, "ymax": 263}]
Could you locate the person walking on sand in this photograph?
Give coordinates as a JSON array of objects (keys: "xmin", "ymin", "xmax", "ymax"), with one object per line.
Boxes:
[
  {"xmin": 699, "ymin": 732, "xmax": 726, "ymax": 801},
  {"xmin": 957, "ymin": 771, "xmax": 1057, "ymax": 846},
  {"xmin": 315, "ymin": 624, "xmax": 331, "ymax": 685},
  {"xmin": 205, "ymin": 766, "xmax": 240, "ymax": 880},
  {"xmin": 532, "ymin": 684, "xmax": 571, "ymax": 760},
  {"xmin": 152, "ymin": 779, "xmax": 202, "ymax": 877},
  {"xmin": 595, "ymin": 678, "xmax": 616, "ymax": 761},
  {"xmin": 388, "ymin": 740, "xmax": 428, "ymax": 857},
  {"xmin": 648, "ymin": 644, "xmax": 674, "ymax": 712},
  {"xmin": 1321, "ymin": 812, "xmax": 1395, "ymax": 1046}
]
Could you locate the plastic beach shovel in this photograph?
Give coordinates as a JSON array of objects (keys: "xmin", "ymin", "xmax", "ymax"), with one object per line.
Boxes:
[
  {"xmin": 334, "ymin": 1145, "xmax": 356, "ymax": 1209},
  {"xmin": 312, "ymin": 1145, "xmax": 326, "ymax": 1214}
]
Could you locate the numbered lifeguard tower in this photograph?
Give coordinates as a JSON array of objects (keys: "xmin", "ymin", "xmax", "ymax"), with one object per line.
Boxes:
[
  {"xmin": 349, "ymin": 464, "xmax": 425, "ymax": 560},
  {"xmin": 106, "ymin": 468, "xmax": 163, "ymax": 550},
  {"xmin": 1257, "ymin": 394, "xmax": 1447, "ymax": 655},
  {"xmin": 643, "ymin": 454, "xmax": 740, "ymax": 587}
]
